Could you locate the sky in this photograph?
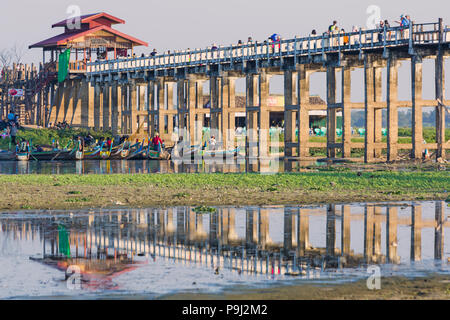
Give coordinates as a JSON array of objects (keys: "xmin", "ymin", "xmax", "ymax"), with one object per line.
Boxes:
[{"xmin": 0, "ymin": 0, "xmax": 449, "ymax": 102}]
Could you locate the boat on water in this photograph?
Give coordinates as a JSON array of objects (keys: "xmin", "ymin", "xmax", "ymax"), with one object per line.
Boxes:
[
  {"xmin": 30, "ymin": 140, "xmax": 85, "ymax": 161},
  {"xmin": 171, "ymin": 142, "xmax": 240, "ymax": 161},
  {"xmin": 200, "ymin": 146, "xmax": 241, "ymax": 159},
  {"xmin": 0, "ymin": 150, "xmax": 15, "ymax": 161},
  {"xmin": 15, "ymin": 141, "xmax": 31, "ymax": 161}
]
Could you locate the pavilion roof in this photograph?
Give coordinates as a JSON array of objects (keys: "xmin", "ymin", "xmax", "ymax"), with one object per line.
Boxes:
[
  {"xmin": 29, "ymin": 24, "xmax": 148, "ymax": 49},
  {"xmin": 51, "ymin": 12, "xmax": 125, "ymax": 28}
]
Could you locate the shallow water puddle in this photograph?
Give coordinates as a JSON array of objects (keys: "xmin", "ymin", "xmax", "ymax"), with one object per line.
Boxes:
[{"xmin": 0, "ymin": 201, "xmax": 448, "ymax": 299}]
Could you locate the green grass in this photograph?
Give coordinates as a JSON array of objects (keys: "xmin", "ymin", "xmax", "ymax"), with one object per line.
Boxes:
[
  {"xmin": 2, "ymin": 171, "xmax": 448, "ymax": 193},
  {"xmin": 0, "ymin": 128, "xmax": 113, "ymax": 149}
]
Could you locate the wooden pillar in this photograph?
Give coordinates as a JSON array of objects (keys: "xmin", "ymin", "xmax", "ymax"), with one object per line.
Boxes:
[
  {"xmin": 157, "ymin": 79, "xmax": 165, "ymax": 136},
  {"xmin": 284, "ymin": 70, "xmax": 297, "ymax": 158},
  {"xmin": 246, "ymin": 74, "xmax": 258, "ymax": 159},
  {"xmin": 364, "ymin": 205, "xmax": 374, "ymax": 263},
  {"xmin": 177, "ymin": 79, "xmax": 187, "ymax": 136},
  {"xmin": 412, "ymin": 56, "xmax": 423, "ymax": 159},
  {"xmin": 387, "ymin": 55, "xmax": 399, "ymax": 161},
  {"xmin": 387, "ymin": 207, "xmax": 398, "ymax": 264},
  {"xmin": 102, "ymin": 84, "xmax": 110, "ymax": 131},
  {"xmin": 283, "ymin": 210, "xmax": 296, "ymax": 253},
  {"xmin": 374, "ymin": 68, "xmax": 383, "ymax": 158},
  {"xmin": 364, "ymin": 59, "xmax": 375, "ymax": 163},
  {"xmin": 341, "ymin": 205, "xmax": 351, "ymax": 256},
  {"xmin": 434, "ymin": 201, "xmax": 445, "ymax": 260},
  {"xmin": 298, "ymin": 67, "xmax": 310, "ymax": 157},
  {"xmin": 435, "ymin": 44, "xmax": 446, "ymax": 159},
  {"xmin": 411, "ymin": 205, "xmax": 422, "ymax": 262},
  {"xmin": 246, "ymin": 209, "xmax": 258, "ymax": 244},
  {"xmin": 326, "ymin": 67, "xmax": 337, "ymax": 158},
  {"xmin": 342, "ymin": 67, "xmax": 352, "ymax": 158},
  {"xmin": 110, "ymin": 82, "xmax": 120, "ymax": 135},
  {"xmin": 210, "ymin": 76, "xmax": 221, "ymax": 137},
  {"xmin": 94, "ymin": 83, "xmax": 102, "ymax": 131},
  {"xmin": 297, "ymin": 209, "xmax": 309, "ymax": 256},
  {"xmin": 221, "ymin": 77, "xmax": 230, "ymax": 149},
  {"xmin": 130, "ymin": 83, "xmax": 137, "ymax": 134},
  {"xmin": 148, "ymin": 81, "xmax": 156, "ymax": 138},
  {"xmin": 259, "ymin": 72, "xmax": 270, "ymax": 158},
  {"xmin": 166, "ymin": 82, "xmax": 174, "ymax": 137},
  {"xmin": 326, "ymin": 205, "xmax": 336, "ymax": 256},
  {"xmin": 188, "ymin": 79, "xmax": 196, "ymax": 145}
]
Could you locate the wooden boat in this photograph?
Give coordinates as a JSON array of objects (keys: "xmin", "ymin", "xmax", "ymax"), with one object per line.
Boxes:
[
  {"xmin": 200, "ymin": 146, "xmax": 241, "ymax": 159},
  {"xmin": 126, "ymin": 139, "xmax": 147, "ymax": 160},
  {"xmin": 16, "ymin": 142, "xmax": 31, "ymax": 161},
  {"xmin": 99, "ymin": 139, "xmax": 114, "ymax": 160},
  {"xmin": 83, "ymin": 142, "xmax": 105, "ymax": 160},
  {"xmin": 0, "ymin": 150, "xmax": 16, "ymax": 161}
]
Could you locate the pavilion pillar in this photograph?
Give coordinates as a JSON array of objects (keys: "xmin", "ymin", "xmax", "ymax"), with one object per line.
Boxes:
[
  {"xmin": 374, "ymin": 67, "xmax": 383, "ymax": 158},
  {"xmin": 327, "ymin": 67, "xmax": 337, "ymax": 158},
  {"xmin": 412, "ymin": 56, "xmax": 423, "ymax": 159},
  {"xmin": 387, "ymin": 55, "xmax": 399, "ymax": 162},
  {"xmin": 259, "ymin": 72, "xmax": 270, "ymax": 158},
  {"xmin": 342, "ymin": 67, "xmax": 352, "ymax": 158}
]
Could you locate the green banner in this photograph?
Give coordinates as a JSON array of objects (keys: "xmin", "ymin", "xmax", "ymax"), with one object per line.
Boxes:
[{"xmin": 58, "ymin": 49, "xmax": 71, "ymax": 83}]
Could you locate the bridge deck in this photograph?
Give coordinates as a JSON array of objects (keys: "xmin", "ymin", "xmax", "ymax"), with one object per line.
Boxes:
[{"xmin": 87, "ymin": 22, "xmax": 450, "ymax": 76}]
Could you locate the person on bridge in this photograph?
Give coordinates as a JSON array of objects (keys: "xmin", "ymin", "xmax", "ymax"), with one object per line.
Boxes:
[
  {"xmin": 268, "ymin": 33, "xmax": 281, "ymax": 52},
  {"xmin": 328, "ymin": 21, "xmax": 338, "ymax": 33},
  {"xmin": 150, "ymin": 49, "xmax": 157, "ymax": 57}
]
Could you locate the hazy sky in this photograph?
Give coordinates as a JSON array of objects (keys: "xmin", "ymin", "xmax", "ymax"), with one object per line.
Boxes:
[{"xmin": 1, "ymin": 0, "xmax": 449, "ymax": 101}]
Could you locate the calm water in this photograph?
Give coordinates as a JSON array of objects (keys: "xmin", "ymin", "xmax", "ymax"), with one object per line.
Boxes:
[
  {"xmin": 0, "ymin": 159, "xmax": 323, "ymax": 175},
  {"xmin": 0, "ymin": 201, "xmax": 448, "ymax": 299}
]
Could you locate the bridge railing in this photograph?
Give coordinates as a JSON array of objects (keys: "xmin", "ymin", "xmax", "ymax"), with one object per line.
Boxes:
[{"xmin": 87, "ymin": 21, "xmax": 446, "ymax": 75}]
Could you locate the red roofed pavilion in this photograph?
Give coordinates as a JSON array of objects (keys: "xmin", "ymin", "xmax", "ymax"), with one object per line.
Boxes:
[{"xmin": 29, "ymin": 12, "xmax": 148, "ymax": 73}]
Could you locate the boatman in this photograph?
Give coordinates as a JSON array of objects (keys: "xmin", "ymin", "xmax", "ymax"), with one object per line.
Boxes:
[{"xmin": 152, "ymin": 132, "xmax": 163, "ymax": 153}]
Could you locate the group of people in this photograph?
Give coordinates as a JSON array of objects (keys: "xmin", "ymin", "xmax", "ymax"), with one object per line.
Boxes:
[{"xmin": 1, "ymin": 110, "xmax": 20, "ymax": 146}]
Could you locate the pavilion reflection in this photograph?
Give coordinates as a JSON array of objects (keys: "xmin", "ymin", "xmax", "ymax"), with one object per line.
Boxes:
[{"xmin": 0, "ymin": 202, "xmax": 448, "ymax": 279}]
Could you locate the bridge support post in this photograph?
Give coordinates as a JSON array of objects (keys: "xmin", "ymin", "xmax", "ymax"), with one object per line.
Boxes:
[
  {"xmin": 156, "ymin": 79, "xmax": 166, "ymax": 139},
  {"xmin": 284, "ymin": 70, "xmax": 297, "ymax": 158},
  {"xmin": 210, "ymin": 76, "xmax": 221, "ymax": 141},
  {"xmin": 341, "ymin": 205, "xmax": 351, "ymax": 256},
  {"xmin": 387, "ymin": 207, "xmax": 398, "ymax": 264},
  {"xmin": 166, "ymin": 82, "xmax": 174, "ymax": 141},
  {"xmin": 110, "ymin": 82, "xmax": 120, "ymax": 135},
  {"xmin": 364, "ymin": 205, "xmax": 374, "ymax": 263},
  {"xmin": 326, "ymin": 205, "xmax": 336, "ymax": 256},
  {"xmin": 411, "ymin": 205, "xmax": 422, "ymax": 261},
  {"xmin": 342, "ymin": 67, "xmax": 352, "ymax": 158},
  {"xmin": 177, "ymin": 79, "xmax": 187, "ymax": 139},
  {"xmin": 102, "ymin": 84, "xmax": 110, "ymax": 131},
  {"xmin": 81, "ymin": 82, "xmax": 94, "ymax": 128},
  {"xmin": 434, "ymin": 201, "xmax": 445, "ymax": 260},
  {"xmin": 412, "ymin": 56, "xmax": 423, "ymax": 159},
  {"xmin": 93, "ymin": 82, "xmax": 102, "ymax": 131},
  {"xmin": 297, "ymin": 209, "xmax": 309, "ymax": 256},
  {"xmin": 435, "ymin": 50, "xmax": 446, "ymax": 159},
  {"xmin": 387, "ymin": 55, "xmax": 399, "ymax": 161},
  {"xmin": 298, "ymin": 66, "xmax": 310, "ymax": 158},
  {"xmin": 259, "ymin": 72, "xmax": 270, "ymax": 158},
  {"xmin": 327, "ymin": 67, "xmax": 337, "ymax": 159},
  {"xmin": 187, "ymin": 79, "xmax": 196, "ymax": 145},
  {"xmin": 130, "ymin": 83, "xmax": 138, "ymax": 134},
  {"xmin": 246, "ymin": 74, "xmax": 258, "ymax": 161},
  {"xmin": 374, "ymin": 67, "xmax": 383, "ymax": 158},
  {"xmin": 364, "ymin": 59, "xmax": 375, "ymax": 163}
]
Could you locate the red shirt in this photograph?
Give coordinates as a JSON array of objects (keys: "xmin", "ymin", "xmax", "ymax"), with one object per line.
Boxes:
[{"xmin": 152, "ymin": 136, "xmax": 162, "ymax": 145}]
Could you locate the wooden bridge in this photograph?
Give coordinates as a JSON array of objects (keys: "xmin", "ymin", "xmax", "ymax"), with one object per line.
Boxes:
[{"xmin": 17, "ymin": 18, "xmax": 450, "ymax": 162}]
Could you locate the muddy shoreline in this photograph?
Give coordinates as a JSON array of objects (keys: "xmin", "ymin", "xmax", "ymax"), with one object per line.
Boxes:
[{"xmin": 162, "ymin": 274, "xmax": 450, "ymax": 300}]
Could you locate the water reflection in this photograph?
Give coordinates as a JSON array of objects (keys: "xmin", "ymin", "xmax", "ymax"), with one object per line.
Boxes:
[
  {"xmin": 0, "ymin": 159, "xmax": 322, "ymax": 175},
  {"xmin": 1, "ymin": 202, "xmax": 448, "ymax": 286}
]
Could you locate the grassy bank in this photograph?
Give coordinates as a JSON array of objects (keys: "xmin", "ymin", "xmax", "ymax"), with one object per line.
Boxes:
[
  {"xmin": 164, "ymin": 274, "xmax": 450, "ymax": 300},
  {"xmin": 0, "ymin": 171, "xmax": 448, "ymax": 211}
]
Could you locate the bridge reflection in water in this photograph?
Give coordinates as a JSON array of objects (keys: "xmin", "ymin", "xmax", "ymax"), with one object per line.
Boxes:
[{"xmin": 0, "ymin": 202, "xmax": 448, "ymax": 278}]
